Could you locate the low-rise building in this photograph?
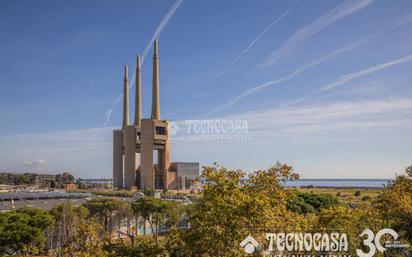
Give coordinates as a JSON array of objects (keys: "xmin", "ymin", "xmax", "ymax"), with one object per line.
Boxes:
[{"xmin": 169, "ymin": 162, "xmax": 200, "ymax": 190}]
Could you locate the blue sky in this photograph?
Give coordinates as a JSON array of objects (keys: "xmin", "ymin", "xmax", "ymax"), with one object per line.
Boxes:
[{"xmin": 0, "ymin": 0, "xmax": 411, "ymax": 178}]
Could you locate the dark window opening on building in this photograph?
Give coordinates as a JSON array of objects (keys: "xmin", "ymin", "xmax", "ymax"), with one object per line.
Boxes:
[{"xmin": 156, "ymin": 126, "xmax": 167, "ymax": 135}]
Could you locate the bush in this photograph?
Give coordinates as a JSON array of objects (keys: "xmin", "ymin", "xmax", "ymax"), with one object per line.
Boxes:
[
  {"xmin": 361, "ymin": 195, "xmax": 372, "ymax": 201},
  {"xmin": 110, "ymin": 237, "xmax": 165, "ymax": 257},
  {"xmin": 287, "ymin": 191, "xmax": 339, "ymax": 214},
  {"xmin": 93, "ymin": 190, "xmax": 134, "ymax": 198},
  {"xmin": 287, "ymin": 195, "xmax": 315, "ymax": 214},
  {"xmin": 144, "ymin": 188, "xmax": 155, "ymax": 196},
  {"xmin": 354, "ymin": 190, "xmax": 361, "ymax": 197}
]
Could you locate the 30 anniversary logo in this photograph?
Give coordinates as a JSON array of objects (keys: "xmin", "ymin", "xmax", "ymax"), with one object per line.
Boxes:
[{"xmin": 241, "ymin": 228, "xmax": 410, "ymax": 256}]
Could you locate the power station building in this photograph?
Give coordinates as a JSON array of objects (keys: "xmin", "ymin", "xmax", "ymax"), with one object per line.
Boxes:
[{"xmin": 113, "ymin": 39, "xmax": 199, "ymax": 190}]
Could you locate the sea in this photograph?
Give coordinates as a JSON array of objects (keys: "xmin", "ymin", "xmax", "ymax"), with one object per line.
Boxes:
[
  {"xmin": 283, "ymin": 179, "xmax": 390, "ymax": 188},
  {"xmin": 200, "ymin": 178, "xmax": 390, "ymax": 188}
]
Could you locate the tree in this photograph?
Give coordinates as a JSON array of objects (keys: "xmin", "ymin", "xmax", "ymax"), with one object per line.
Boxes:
[
  {"xmin": 376, "ymin": 165, "xmax": 412, "ymax": 241},
  {"xmin": 172, "ymin": 162, "xmax": 310, "ymax": 257},
  {"xmin": 132, "ymin": 197, "xmax": 183, "ymax": 243},
  {"xmin": 50, "ymin": 179, "xmax": 57, "ymax": 188},
  {"xmin": 70, "ymin": 222, "xmax": 109, "ymax": 257},
  {"xmin": 84, "ymin": 198, "xmax": 123, "ymax": 233},
  {"xmin": 62, "ymin": 172, "xmax": 75, "ymax": 184},
  {"xmin": 13, "ymin": 174, "xmax": 31, "ymax": 184},
  {"xmin": 406, "ymin": 165, "xmax": 412, "ymax": 177},
  {"xmin": 49, "ymin": 203, "xmax": 89, "ymax": 255},
  {"xmin": 0, "ymin": 208, "xmax": 54, "ymax": 256},
  {"xmin": 111, "ymin": 236, "xmax": 166, "ymax": 257},
  {"xmin": 316, "ymin": 205, "xmax": 387, "ymax": 256}
]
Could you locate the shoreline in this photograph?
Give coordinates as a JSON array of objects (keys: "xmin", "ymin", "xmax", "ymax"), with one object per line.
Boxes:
[{"xmin": 286, "ymin": 186, "xmax": 384, "ymax": 189}]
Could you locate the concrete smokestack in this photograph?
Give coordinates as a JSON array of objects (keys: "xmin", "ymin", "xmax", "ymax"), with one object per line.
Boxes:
[
  {"xmin": 151, "ymin": 39, "xmax": 160, "ymax": 120},
  {"xmin": 134, "ymin": 55, "xmax": 142, "ymax": 127},
  {"xmin": 122, "ymin": 65, "xmax": 129, "ymax": 129}
]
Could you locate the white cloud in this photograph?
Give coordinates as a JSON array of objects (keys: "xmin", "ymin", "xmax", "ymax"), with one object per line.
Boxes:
[
  {"xmin": 1, "ymin": 98, "xmax": 411, "ymax": 178},
  {"xmin": 257, "ymin": 0, "xmax": 375, "ymax": 68},
  {"xmin": 229, "ymin": 98, "xmax": 412, "ymax": 136},
  {"xmin": 172, "ymin": 98, "xmax": 412, "ymax": 178},
  {"xmin": 174, "ymin": 98, "xmax": 412, "ymax": 148},
  {"xmin": 23, "ymin": 158, "xmax": 51, "ymax": 167},
  {"xmin": 0, "ymin": 127, "xmax": 113, "ymax": 177}
]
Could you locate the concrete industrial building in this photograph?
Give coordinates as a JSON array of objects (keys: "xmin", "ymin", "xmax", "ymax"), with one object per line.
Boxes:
[{"xmin": 113, "ymin": 39, "xmax": 199, "ymax": 190}]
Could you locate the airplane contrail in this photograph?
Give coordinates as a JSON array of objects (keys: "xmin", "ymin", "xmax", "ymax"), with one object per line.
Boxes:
[
  {"xmin": 141, "ymin": 0, "xmax": 184, "ymax": 65},
  {"xmin": 206, "ymin": 12, "xmax": 412, "ymax": 116},
  {"xmin": 103, "ymin": 95, "xmax": 122, "ymax": 126},
  {"xmin": 211, "ymin": 0, "xmax": 299, "ymax": 83},
  {"xmin": 206, "ymin": 36, "xmax": 369, "ymax": 116},
  {"xmin": 103, "ymin": 0, "xmax": 183, "ymax": 126},
  {"xmin": 318, "ymin": 53, "xmax": 412, "ymax": 92},
  {"xmin": 284, "ymin": 53, "xmax": 412, "ymax": 107},
  {"xmin": 257, "ymin": 0, "xmax": 375, "ymax": 69}
]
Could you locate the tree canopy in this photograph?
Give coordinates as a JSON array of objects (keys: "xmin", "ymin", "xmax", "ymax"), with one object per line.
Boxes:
[
  {"xmin": 0, "ymin": 208, "xmax": 54, "ymax": 255},
  {"xmin": 1, "ymin": 163, "xmax": 411, "ymax": 256},
  {"xmin": 84, "ymin": 197, "xmax": 123, "ymax": 232}
]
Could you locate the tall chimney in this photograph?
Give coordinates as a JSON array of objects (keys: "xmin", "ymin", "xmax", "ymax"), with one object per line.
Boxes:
[
  {"xmin": 134, "ymin": 55, "xmax": 142, "ymax": 127},
  {"xmin": 122, "ymin": 65, "xmax": 129, "ymax": 129},
  {"xmin": 151, "ymin": 39, "xmax": 160, "ymax": 120}
]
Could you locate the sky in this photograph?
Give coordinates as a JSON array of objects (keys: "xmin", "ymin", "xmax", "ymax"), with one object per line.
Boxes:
[{"xmin": 0, "ymin": 0, "xmax": 411, "ymax": 179}]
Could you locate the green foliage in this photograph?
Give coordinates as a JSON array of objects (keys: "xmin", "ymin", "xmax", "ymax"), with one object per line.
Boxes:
[
  {"xmin": 84, "ymin": 197, "xmax": 123, "ymax": 232},
  {"xmin": 361, "ymin": 195, "xmax": 372, "ymax": 201},
  {"xmin": 93, "ymin": 190, "xmax": 135, "ymax": 198},
  {"xmin": 0, "ymin": 208, "xmax": 54, "ymax": 255},
  {"xmin": 0, "ymin": 173, "xmax": 35, "ymax": 184},
  {"xmin": 0, "ymin": 172, "xmax": 75, "ymax": 186},
  {"xmin": 287, "ymin": 191, "xmax": 339, "ymax": 214},
  {"xmin": 376, "ymin": 165, "xmax": 412, "ymax": 241},
  {"xmin": 144, "ymin": 188, "xmax": 155, "ymax": 196},
  {"xmin": 132, "ymin": 197, "xmax": 183, "ymax": 241},
  {"xmin": 110, "ymin": 236, "xmax": 166, "ymax": 257},
  {"xmin": 172, "ymin": 162, "xmax": 309, "ymax": 257},
  {"xmin": 62, "ymin": 172, "xmax": 75, "ymax": 184},
  {"xmin": 50, "ymin": 202, "xmax": 90, "ymax": 220},
  {"xmin": 176, "ymin": 166, "xmax": 249, "ymax": 256},
  {"xmin": 49, "ymin": 202, "xmax": 110, "ymax": 256},
  {"xmin": 71, "ymin": 222, "xmax": 109, "ymax": 257},
  {"xmin": 406, "ymin": 165, "xmax": 412, "ymax": 177},
  {"xmin": 2, "ymin": 163, "xmax": 412, "ymax": 256},
  {"xmin": 12, "ymin": 174, "xmax": 31, "ymax": 184},
  {"xmin": 316, "ymin": 205, "xmax": 387, "ymax": 255},
  {"xmin": 287, "ymin": 192, "xmax": 315, "ymax": 214}
]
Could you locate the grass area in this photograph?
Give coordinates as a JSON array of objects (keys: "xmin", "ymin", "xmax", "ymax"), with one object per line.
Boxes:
[
  {"xmin": 67, "ymin": 187, "xmax": 383, "ymax": 206},
  {"xmin": 292, "ymin": 187, "xmax": 383, "ymax": 206},
  {"xmin": 66, "ymin": 189, "xmax": 135, "ymax": 197}
]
